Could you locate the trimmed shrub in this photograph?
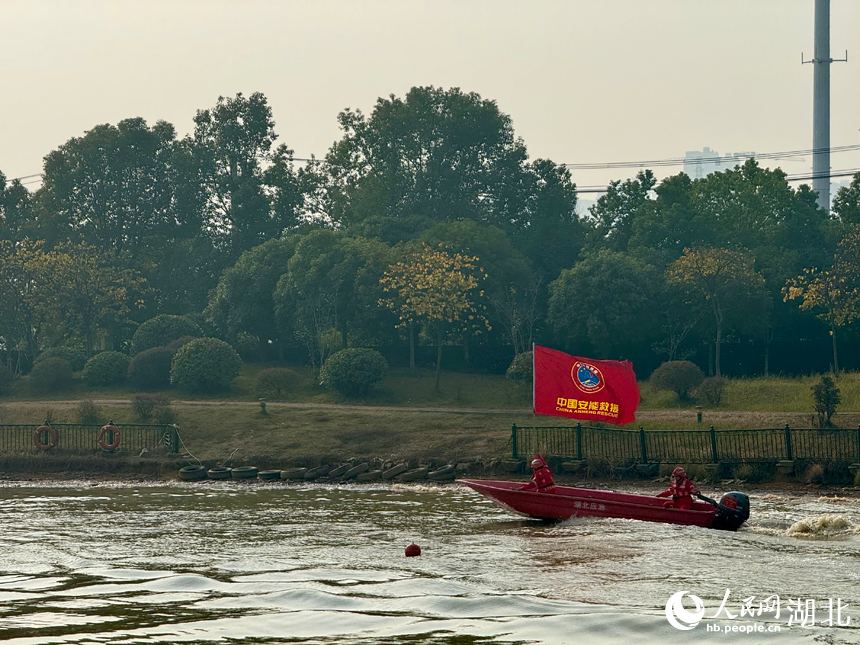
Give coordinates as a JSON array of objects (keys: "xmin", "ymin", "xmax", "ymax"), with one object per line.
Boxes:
[
  {"xmin": 30, "ymin": 357, "xmax": 74, "ymax": 393},
  {"xmin": 695, "ymin": 376, "xmax": 726, "ymax": 406},
  {"xmin": 35, "ymin": 346, "xmax": 87, "ymax": 372},
  {"xmin": 320, "ymin": 348, "xmax": 388, "ymax": 396},
  {"xmin": 170, "ymin": 337, "xmax": 242, "ymax": 393},
  {"xmin": 506, "ymin": 351, "xmax": 533, "ymax": 385},
  {"xmin": 812, "ymin": 375, "xmax": 840, "ymax": 427},
  {"xmin": 167, "ymin": 335, "xmax": 196, "ymax": 352},
  {"xmin": 131, "ymin": 315, "xmax": 203, "ymax": 355},
  {"xmin": 256, "ymin": 367, "xmax": 299, "ymax": 399},
  {"xmin": 82, "ymin": 351, "xmax": 130, "ymax": 387},
  {"xmin": 128, "ymin": 347, "xmax": 175, "ymax": 390},
  {"xmin": 0, "ymin": 363, "xmax": 13, "ymax": 395},
  {"xmin": 649, "ymin": 360, "xmax": 705, "ymax": 400}
]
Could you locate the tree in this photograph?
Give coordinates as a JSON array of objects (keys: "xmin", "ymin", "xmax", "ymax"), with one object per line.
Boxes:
[
  {"xmin": 273, "ymin": 230, "xmax": 393, "ymax": 372},
  {"xmin": 193, "ymin": 92, "xmax": 302, "ymax": 257},
  {"xmin": 205, "ymin": 236, "xmax": 299, "ymax": 355},
  {"xmin": 667, "ymin": 247, "xmax": 768, "ymax": 377},
  {"xmin": 380, "ymin": 244, "xmax": 488, "ymax": 391},
  {"xmin": 0, "ymin": 171, "xmax": 33, "ymax": 242},
  {"xmin": 783, "ymin": 229, "xmax": 860, "ymax": 375},
  {"xmin": 419, "ymin": 220, "xmax": 536, "ymax": 357},
  {"xmin": 0, "ymin": 239, "xmax": 44, "ymax": 364},
  {"xmin": 321, "ymin": 86, "xmax": 526, "ymax": 240},
  {"xmin": 587, "ymin": 170, "xmax": 657, "ymax": 252},
  {"xmin": 37, "ymin": 118, "xmax": 177, "ymax": 256},
  {"xmin": 547, "ymin": 250, "xmax": 662, "ymax": 358},
  {"xmin": 832, "ymin": 171, "xmax": 860, "ymax": 226},
  {"xmin": 29, "ymin": 242, "xmax": 144, "ymax": 356}
]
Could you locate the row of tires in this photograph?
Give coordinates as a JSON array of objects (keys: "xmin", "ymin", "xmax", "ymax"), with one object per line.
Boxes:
[{"xmin": 178, "ymin": 462, "xmax": 457, "ymax": 483}]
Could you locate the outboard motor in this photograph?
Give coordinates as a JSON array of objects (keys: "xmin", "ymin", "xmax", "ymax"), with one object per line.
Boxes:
[{"xmin": 711, "ymin": 492, "xmax": 751, "ymax": 531}]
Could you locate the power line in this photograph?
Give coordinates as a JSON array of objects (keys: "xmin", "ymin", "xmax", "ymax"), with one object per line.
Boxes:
[{"xmin": 560, "ymin": 144, "xmax": 860, "ymax": 170}]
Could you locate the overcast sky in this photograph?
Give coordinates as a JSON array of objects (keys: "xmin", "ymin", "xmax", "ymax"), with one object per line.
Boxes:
[{"xmin": 2, "ymin": 0, "xmax": 859, "ymax": 194}]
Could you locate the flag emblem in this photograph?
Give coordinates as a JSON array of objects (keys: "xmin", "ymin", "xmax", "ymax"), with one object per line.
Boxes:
[{"xmin": 572, "ymin": 362, "xmax": 604, "ymax": 393}]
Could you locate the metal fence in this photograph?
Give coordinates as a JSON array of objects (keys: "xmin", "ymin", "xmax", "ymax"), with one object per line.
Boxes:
[
  {"xmin": 511, "ymin": 424, "xmax": 860, "ymax": 463},
  {"xmin": 0, "ymin": 423, "xmax": 179, "ymax": 455}
]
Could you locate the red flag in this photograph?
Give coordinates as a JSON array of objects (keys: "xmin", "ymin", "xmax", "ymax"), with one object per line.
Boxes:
[{"xmin": 532, "ymin": 345, "xmax": 640, "ymax": 425}]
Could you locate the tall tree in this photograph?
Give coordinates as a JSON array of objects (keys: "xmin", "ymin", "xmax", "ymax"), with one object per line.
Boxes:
[
  {"xmin": 667, "ymin": 247, "xmax": 769, "ymax": 377},
  {"xmin": 193, "ymin": 92, "xmax": 302, "ymax": 257},
  {"xmin": 37, "ymin": 118, "xmax": 177, "ymax": 255},
  {"xmin": 832, "ymin": 171, "xmax": 860, "ymax": 226},
  {"xmin": 547, "ymin": 250, "xmax": 662, "ymax": 358},
  {"xmin": 0, "ymin": 172, "xmax": 33, "ymax": 242},
  {"xmin": 587, "ymin": 170, "xmax": 657, "ymax": 253},
  {"xmin": 322, "ymin": 86, "xmax": 557, "ymax": 244},
  {"xmin": 205, "ymin": 236, "xmax": 300, "ymax": 355},
  {"xmin": 274, "ymin": 230, "xmax": 393, "ymax": 371},
  {"xmin": 783, "ymin": 227, "xmax": 860, "ymax": 375}
]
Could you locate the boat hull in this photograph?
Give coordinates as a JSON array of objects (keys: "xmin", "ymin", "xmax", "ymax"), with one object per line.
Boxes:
[{"xmin": 456, "ymin": 479, "xmax": 724, "ymax": 529}]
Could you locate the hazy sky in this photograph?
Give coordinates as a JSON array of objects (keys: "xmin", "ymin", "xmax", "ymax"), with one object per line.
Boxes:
[{"xmin": 3, "ymin": 0, "xmax": 859, "ymax": 194}]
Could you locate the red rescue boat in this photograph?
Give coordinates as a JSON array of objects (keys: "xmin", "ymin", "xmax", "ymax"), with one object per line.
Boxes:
[{"xmin": 456, "ymin": 479, "xmax": 750, "ymax": 531}]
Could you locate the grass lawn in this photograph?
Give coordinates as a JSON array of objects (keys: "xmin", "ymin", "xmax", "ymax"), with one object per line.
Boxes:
[{"xmin": 2, "ymin": 364, "xmax": 858, "ymax": 468}]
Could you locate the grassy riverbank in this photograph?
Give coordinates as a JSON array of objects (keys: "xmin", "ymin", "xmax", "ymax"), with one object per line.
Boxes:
[{"xmin": 2, "ymin": 365, "xmax": 860, "ymax": 469}]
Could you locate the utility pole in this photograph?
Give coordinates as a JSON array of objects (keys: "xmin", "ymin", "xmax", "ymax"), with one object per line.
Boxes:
[{"xmin": 803, "ymin": 0, "xmax": 847, "ymax": 211}]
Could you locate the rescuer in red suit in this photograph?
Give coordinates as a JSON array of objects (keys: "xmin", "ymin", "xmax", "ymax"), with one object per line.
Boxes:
[
  {"xmin": 521, "ymin": 454, "xmax": 555, "ymax": 492},
  {"xmin": 657, "ymin": 467, "xmax": 700, "ymax": 509}
]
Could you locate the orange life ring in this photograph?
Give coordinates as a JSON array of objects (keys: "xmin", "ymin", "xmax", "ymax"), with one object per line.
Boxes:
[
  {"xmin": 34, "ymin": 425, "xmax": 58, "ymax": 450},
  {"xmin": 97, "ymin": 424, "xmax": 121, "ymax": 451}
]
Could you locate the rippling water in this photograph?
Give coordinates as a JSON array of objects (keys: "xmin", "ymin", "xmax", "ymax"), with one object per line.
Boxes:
[{"xmin": 0, "ymin": 480, "xmax": 858, "ymax": 644}]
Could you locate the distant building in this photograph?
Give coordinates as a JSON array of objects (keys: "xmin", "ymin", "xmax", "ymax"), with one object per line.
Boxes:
[{"xmin": 683, "ymin": 147, "xmax": 756, "ymax": 180}]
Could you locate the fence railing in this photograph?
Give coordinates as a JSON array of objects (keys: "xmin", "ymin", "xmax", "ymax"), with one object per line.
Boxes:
[
  {"xmin": 511, "ymin": 424, "xmax": 860, "ymax": 463},
  {"xmin": 0, "ymin": 423, "xmax": 179, "ymax": 455}
]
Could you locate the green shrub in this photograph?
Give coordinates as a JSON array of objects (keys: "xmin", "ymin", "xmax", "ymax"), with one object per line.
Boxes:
[
  {"xmin": 234, "ymin": 332, "xmax": 260, "ymax": 360},
  {"xmin": 256, "ymin": 367, "xmax": 299, "ymax": 399},
  {"xmin": 29, "ymin": 357, "xmax": 74, "ymax": 393},
  {"xmin": 320, "ymin": 348, "xmax": 388, "ymax": 396},
  {"xmin": 0, "ymin": 363, "xmax": 13, "ymax": 395},
  {"xmin": 649, "ymin": 360, "xmax": 705, "ymax": 400},
  {"xmin": 812, "ymin": 375, "xmax": 840, "ymax": 427},
  {"xmin": 76, "ymin": 400, "xmax": 102, "ymax": 424},
  {"xmin": 82, "ymin": 351, "xmax": 130, "ymax": 387},
  {"xmin": 131, "ymin": 315, "xmax": 203, "ymax": 355},
  {"xmin": 170, "ymin": 337, "xmax": 242, "ymax": 393},
  {"xmin": 506, "ymin": 351, "xmax": 533, "ymax": 385},
  {"xmin": 35, "ymin": 346, "xmax": 87, "ymax": 372},
  {"xmin": 132, "ymin": 393, "xmax": 168, "ymax": 420},
  {"xmin": 128, "ymin": 347, "xmax": 175, "ymax": 390},
  {"xmin": 695, "ymin": 376, "xmax": 726, "ymax": 406},
  {"xmin": 166, "ymin": 335, "xmax": 196, "ymax": 352}
]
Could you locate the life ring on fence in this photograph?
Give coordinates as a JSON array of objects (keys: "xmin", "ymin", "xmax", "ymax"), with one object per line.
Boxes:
[
  {"xmin": 33, "ymin": 425, "xmax": 58, "ymax": 450},
  {"xmin": 97, "ymin": 424, "xmax": 121, "ymax": 451}
]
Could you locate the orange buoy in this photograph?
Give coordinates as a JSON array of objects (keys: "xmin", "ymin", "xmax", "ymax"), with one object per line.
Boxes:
[{"xmin": 405, "ymin": 543, "xmax": 421, "ymax": 557}]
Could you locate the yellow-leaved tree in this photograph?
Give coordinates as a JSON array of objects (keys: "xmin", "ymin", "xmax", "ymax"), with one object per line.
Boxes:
[
  {"xmin": 380, "ymin": 244, "xmax": 488, "ymax": 392},
  {"xmin": 783, "ymin": 229, "xmax": 860, "ymax": 375}
]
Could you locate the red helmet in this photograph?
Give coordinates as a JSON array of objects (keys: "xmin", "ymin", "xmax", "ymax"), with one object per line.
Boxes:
[
  {"xmin": 672, "ymin": 467, "xmax": 686, "ymax": 478},
  {"xmin": 531, "ymin": 455, "xmax": 547, "ymax": 469}
]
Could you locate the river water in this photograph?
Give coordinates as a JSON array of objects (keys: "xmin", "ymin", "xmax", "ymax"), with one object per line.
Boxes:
[{"xmin": 0, "ymin": 480, "xmax": 858, "ymax": 644}]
